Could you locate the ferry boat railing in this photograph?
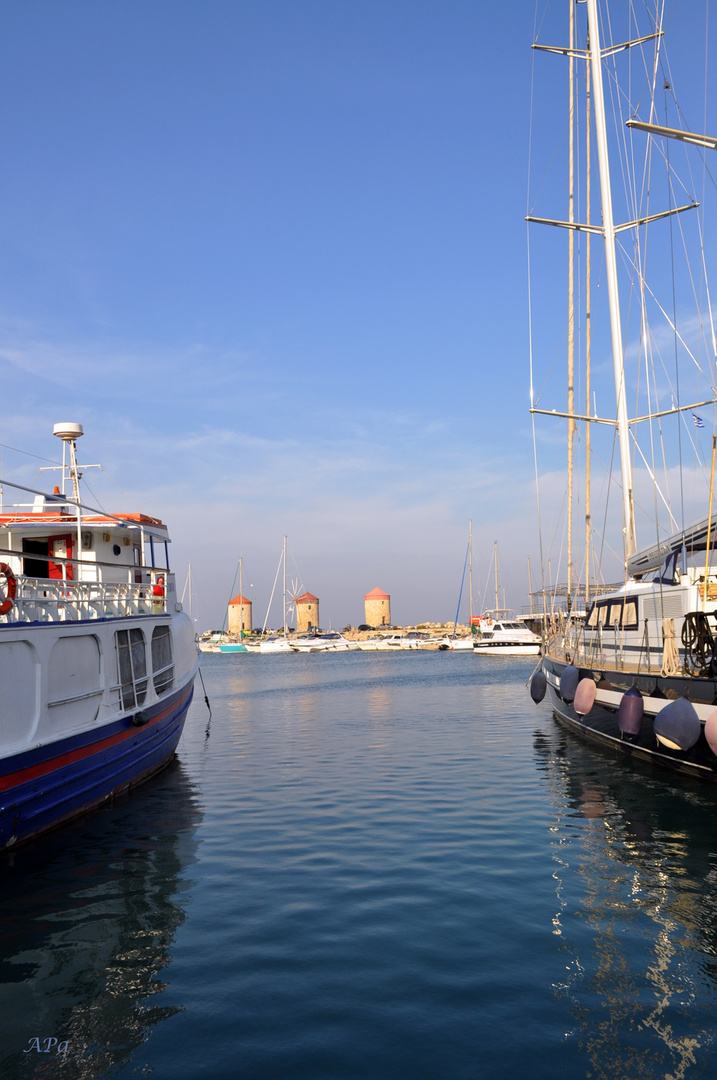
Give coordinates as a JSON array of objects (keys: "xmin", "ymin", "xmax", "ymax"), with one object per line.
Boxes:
[{"xmin": 4, "ymin": 570, "xmax": 175, "ymax": 622}]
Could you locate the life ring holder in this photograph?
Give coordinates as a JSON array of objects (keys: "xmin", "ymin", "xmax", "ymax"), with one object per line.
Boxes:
[{"xmin": 0, "ymin": 562, "xmax": 17, "ymax": 616}]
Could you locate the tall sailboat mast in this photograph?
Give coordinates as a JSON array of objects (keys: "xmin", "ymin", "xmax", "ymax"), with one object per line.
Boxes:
[
  {"xmin": 585, "ymin": 0, "xmax": 636, "ymax": 561},
  {"xmin": 567, "ymin": 0, "xmax": 576, "ymax": 609},
  {"xmin": 585, "ymin": 37, "xmax": 592, "ymax": 608}
]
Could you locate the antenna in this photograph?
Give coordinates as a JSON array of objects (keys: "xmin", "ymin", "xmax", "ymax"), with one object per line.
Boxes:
[{"xmin": 52, "ymin": 422, "xmax": 84, "ymax": 503}]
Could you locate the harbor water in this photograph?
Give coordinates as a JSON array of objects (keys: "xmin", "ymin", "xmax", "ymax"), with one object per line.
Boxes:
[{"xmin": 3, "ymin": 650, "xmax": 717, "ymax": 1079}]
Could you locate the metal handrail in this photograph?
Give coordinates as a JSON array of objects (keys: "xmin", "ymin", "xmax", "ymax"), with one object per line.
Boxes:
[{"xmin": 2, "ymin": 571, "xmax": 174, "ymax": 623}]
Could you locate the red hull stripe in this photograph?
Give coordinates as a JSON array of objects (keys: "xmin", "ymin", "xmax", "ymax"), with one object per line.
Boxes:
[{"xmin": 0, "ymin": 684, "xmax": 192, "ymax": 795}]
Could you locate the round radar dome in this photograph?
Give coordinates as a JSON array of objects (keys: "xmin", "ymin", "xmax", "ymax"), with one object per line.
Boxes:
[{"xmin": 53, "ymin": 423, "xmax": 84, "ymax": 441}]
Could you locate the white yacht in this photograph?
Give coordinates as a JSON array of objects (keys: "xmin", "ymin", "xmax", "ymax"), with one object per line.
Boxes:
[{"xmin": 472, "ymin": 613, "xmax": 541, "ymax": 656}]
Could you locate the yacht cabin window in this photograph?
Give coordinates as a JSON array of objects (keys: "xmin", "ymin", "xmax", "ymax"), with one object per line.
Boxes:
[{"xmin": 586, "ymin": 597, "xmax": 639, "ymax": 631}]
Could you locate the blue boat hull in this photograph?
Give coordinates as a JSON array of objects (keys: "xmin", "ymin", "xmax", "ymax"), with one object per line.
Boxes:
[{"xmin": 0, "ymin": 678, "xmax": 194, "ymax": 848}]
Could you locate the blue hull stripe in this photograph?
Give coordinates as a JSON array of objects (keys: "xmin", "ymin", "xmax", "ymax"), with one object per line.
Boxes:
[{"xmin": 0, "ymin": 680, "xmax": 194, "ymax": 847}]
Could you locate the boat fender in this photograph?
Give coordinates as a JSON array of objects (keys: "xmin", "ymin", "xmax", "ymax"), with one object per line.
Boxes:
[
  {"xmin": 653, "ymin": 697, "xmax": 700, "ymax": 752},
  {"xmin": 131, "ymin": 711, "xmax": 150, "ymax": 727},
  {"xmin": 0, "ymin": 562, "xmax": 16, "ymax": 616},
  {"xmin": 560, "ymin": 665, "xmax": 579, "ymax": 704},
  {"xmin": 530, "ymin": 670, "xmax": 547, "ymax": 703},
  {"xmin": 574, "ymin": 677, "xmax": 597, "ymax": 716},
  {"xmin": 705, "ymin": 708, "xmax": 717, "ymax": 757},
  {"xmin": 618, "ymin": 686, "xmax": 643, "ymax": 736}
]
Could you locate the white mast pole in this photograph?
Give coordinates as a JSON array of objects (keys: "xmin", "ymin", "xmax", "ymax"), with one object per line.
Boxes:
[
  {"xmin": 567, "ymin": 0, "xmax": 575, "ymax": 609},
  {"xmin": 283, "ymin": 535, "xmax": 287, "ymax": 638},
  {"xmin": 586, "ymin": 0, "xmax": 636, "ymax": 561},
  {"xmin": 494, "ymin": 541, "xmax": 499, "ymax": 611},
  {"xmin": 239, "ymin": 556, "xmax": 243, "ymax": 638},
  {"xmin": 469, "ymin": 519, "xmax": 473, "ymax": 628}
]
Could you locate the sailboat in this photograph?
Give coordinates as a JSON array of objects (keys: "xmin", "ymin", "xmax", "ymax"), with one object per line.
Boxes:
[
  {"xmin": 259, "ymin": 536, "xmax": 295, "ymax": 654},
  {"xmin": 440, "ymin": 521, "xmax": 476, "ymax": 649},
  {"xmin": 218, "ymin": 557, "xmax": 252, "ymax": 653},
  {"xmin": 528, "ymin": 1, "xmax": 717, "ymax": 779},
  {"xmin": 473, "ymin": 542, "xmax": 541, "ymax": 655}
]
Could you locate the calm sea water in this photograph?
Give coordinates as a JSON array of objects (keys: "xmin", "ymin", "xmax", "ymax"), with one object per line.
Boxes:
[{"xmin": 3, "ymin": 650, "xmax": 717, "ymax": 1079}]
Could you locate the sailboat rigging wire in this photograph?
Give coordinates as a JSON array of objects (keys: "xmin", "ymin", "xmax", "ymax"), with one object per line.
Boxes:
[
  {"xmin": 451, "ymin": 541, "xmax": 470, "ymax": 640},
  {"xmin": 613, "ymin": 248, "xmax": 715, "ymax": 386},
  {"xmin": 220, "ymin": 560, "xmax": 240, "ymax": 635},
  {"xmin": 262, "ymin": 546, "xmax": 284, "ymax": 635},
  {"xmin": 629, "ymin": 431, "xmax": 679, "ymax": 527}
]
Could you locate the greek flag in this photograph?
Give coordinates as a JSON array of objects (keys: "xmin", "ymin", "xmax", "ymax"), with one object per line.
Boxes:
[{"xmin": 693, "ymin": 413, "xmax": 704, "ymax": 428}]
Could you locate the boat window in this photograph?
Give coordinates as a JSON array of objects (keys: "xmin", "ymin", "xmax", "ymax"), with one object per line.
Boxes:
[
  {"xmin": 586, "ymin": 603, "xmax": 598, "ymax": 628},
  {"xmin": 115, "ymin": 628, "xmax": 148, "ymax": 710},
  {"xmin": 606, "ymin": 600, "xmax": 623, "ymax": 627},
  {"xmin": 595, "ymin": 602, "xmax": 609, "ymax": 626},
  {"xmin": 151, "ymin": 625, "xmax": 174, "ymax": 695},
  {"xmin": 623, "ymin": 597, "xmax": 638, "ymax": 629}
]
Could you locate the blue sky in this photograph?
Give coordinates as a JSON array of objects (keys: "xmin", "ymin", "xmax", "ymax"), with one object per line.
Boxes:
[{"xmin": 1, "ymin": 1, "xmax": 715, "ymax": 630}]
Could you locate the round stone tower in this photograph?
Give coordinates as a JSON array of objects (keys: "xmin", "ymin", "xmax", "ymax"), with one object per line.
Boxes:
[
  {"xmin": 227, "ymin": 594, "xmax": 252, "ymax": 636},
  {"xmin": 296, "ymin": 591, "xmax": 319, "ymax": 632},
  {"xmin": 364, "ymin": 586, "xmax": 391, "ymax": 627}
]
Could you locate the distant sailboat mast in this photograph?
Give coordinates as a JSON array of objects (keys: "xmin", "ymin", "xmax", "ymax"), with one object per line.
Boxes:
[
  {"xmin": 494, "ymin": 541, "xmax": 499, "ymax": 612},
  {"xmin": 469, "ymin": 519, "xmax": 473, "ymax": 628},
  {"xmin": 283, "ymin": 535, "xmax": 287, "ymax": 638},
  {"xmin": 239, "ymin": 556, "xmax": 244, "ymax": 638}
]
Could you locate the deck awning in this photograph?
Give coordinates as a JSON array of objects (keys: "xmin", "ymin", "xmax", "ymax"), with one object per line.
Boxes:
[{"xmin": 628, "ymin": 513, "xmax": 717, "ymax": 577}]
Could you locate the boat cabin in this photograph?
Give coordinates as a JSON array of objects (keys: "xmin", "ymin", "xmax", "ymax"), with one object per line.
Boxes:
[{"xmin": 0, "ymin": 501, "xmax": 174, "ymax": 623}]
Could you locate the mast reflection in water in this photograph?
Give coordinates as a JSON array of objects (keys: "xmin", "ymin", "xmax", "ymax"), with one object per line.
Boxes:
[
  {"xmin": 534, "ymin": 723, "xmax": 717, "ymax": 1078},
  {"xmin": 0, "ymin": 758, "xmax": 202, "ymax": 1079}
]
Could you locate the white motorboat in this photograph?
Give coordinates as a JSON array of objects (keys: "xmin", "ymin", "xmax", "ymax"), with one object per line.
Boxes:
[
  {"xmin": 439, "ymin": 635, "xmax": 475, "ymax": 651},
  {"xmin": 358, "ymin": 633, "xmax": 421, "ymax": 651},
  {"xmin": 290, "ymin": 632, "xmax": 356, "ymax": 652},
  {"xmin": 259, "ymin": 635, "xmax": 295, "ymax": 654},
  {"xmin": 472, "ymin": 613, "xmax": 541, "ymax": 656}
]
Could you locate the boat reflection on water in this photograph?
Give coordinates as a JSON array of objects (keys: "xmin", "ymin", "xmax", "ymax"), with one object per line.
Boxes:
[
  {"xmin": 533, "ymin": 724, "xmax": 717, "ymax": 1078},
  {"xmin": 0, "ymin": 757, "xmax": 202, "ymax": 1079}
]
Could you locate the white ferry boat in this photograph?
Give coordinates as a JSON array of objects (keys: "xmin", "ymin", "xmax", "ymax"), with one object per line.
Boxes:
[{"xmin": 0, "ymin": 423, "xmax": 200, "ymax": 848}]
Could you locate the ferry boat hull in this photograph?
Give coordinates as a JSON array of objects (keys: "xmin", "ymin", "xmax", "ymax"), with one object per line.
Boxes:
[{"xmin": 0, "ymin": 677, "xmax": 194, "ymax": 848}]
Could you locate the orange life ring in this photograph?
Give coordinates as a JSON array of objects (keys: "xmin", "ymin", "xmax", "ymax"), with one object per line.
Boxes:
[{"xmin": 0, "ymin": 562, "xmax": 16, "ymax": 616}]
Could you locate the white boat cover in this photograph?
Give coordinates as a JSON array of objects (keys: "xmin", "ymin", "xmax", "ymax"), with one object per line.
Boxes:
[{"xmin": 628, "ymin": 511, "xmax": 717, "ymax": 577}]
